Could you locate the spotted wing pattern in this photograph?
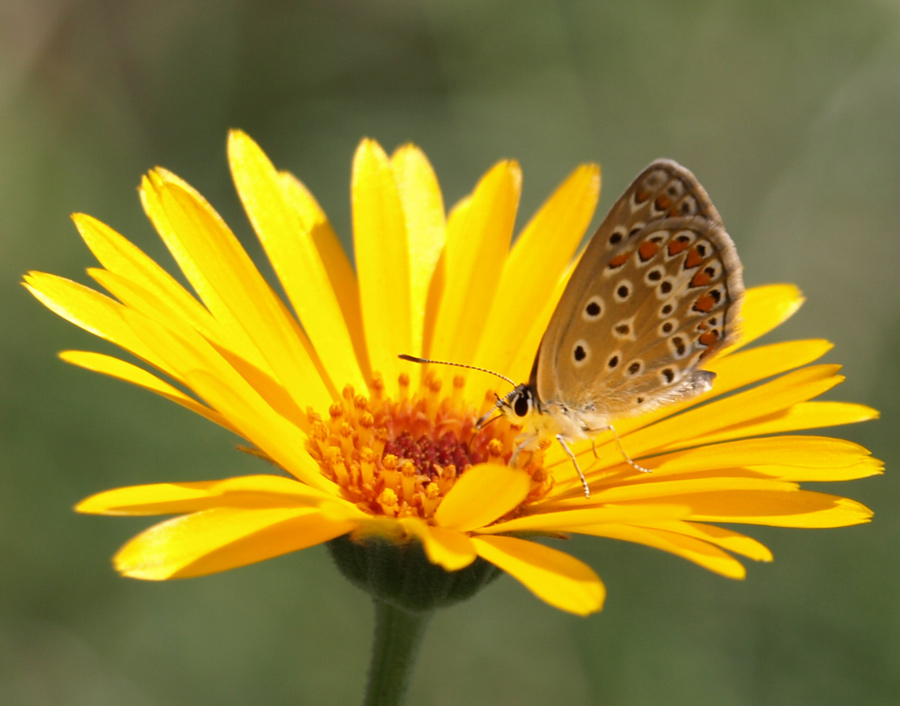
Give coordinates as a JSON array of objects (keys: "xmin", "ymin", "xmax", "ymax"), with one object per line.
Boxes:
[{"xmin": 532, "ymin": 160, "xmax": 744, "ymax": 427}]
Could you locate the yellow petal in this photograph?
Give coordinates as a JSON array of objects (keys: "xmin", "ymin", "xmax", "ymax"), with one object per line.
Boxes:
[
  {"xmin": 114, "ymin": 507, "xmax": 356, "ymax": 579},
  {"xmin": 482, "ymin": 504, "xmax": 691, "ymax": 534},
  {"xmin": 59, "ymin": 350, "xmax": 238, "ymax": 434},
  {"xmin": 707, "ymin": 339, "xmax": 834, "ymax": 395},
  {"xmin": 745, "ymin": 460, "xmax": 882, "ymax": 482},
  {"xmin": 420, "ymin": 196, "xmax": 471, "ymax": 358},
  {"xmin": 24, "ymin": 272, "xmax": 175, "ymax": 377},
  {"xmin": 475, "ymin": 164, "xmax": 600, "ymax": 376},
  {"xmin": 27, "ymin": 270, "xmax": 327, "ymax": 488},
  {"xmin": 87, "ymin": 268, "xmax": 236, "ymax": 359},
  {"xmin": 429, "ymin": 160, "xmax": 522, "ymax": 367},
  {"xmin": 647, "ymin": 436, "xmax": 878, "ymax": 476},
  {"xmin": 78, "ymin": 269, "xmax": 303, "ymax": 426},
  {"xmin": 391, "ymin": 144, "xmax": 447, "ymax": 357},
  {"xmin": 504, "ymin": 258, "xmax": 579, "ymax": 384},
  {"xmin": 76, "ymin": 474, "xmax": 352, "ymax": 516},
  {"xmin": 78, "ymin": 482, "xmax": 226, "ymax": 515},
  {"xmin": 353, "ymin": 139, "xmax": 412, "ymax": 394},
  {"xmin": 471, "ymin": 535, "xmax": 605, "ymax": 616},
  {"xmin": 140, "ymin": 169, "xmax": 333, "ymax": 411},
  {"xmin": 680, "ymin": 489, "xmax": 873, "ymax": 527},
  {"xmin": 728, "ymin": 284, "xmax": 804, "ymax": 352},
  {"xmin": 587, "ymin": 477, "xmax": 799, "ymax": 504},
  {"xmin": 280, "ymin": 171, "xmax": 370, "ymax": 376},
  {"xmin": 400, "ymin": 518, "xmax": 477, "ymax": 571},
  {"xmin": 574, "ymin": 523, "xmax": 747, "ymax": 579},
  {"xmin": 435, "ymin": 463, "xmax": 531, "ymax": 531},
  {"xmin": 187, "ymin": 367, "xmax": 332, "ymax": 492},
  {"xmin": 693, "ymin": 401, "xmax": 879, "ymax": 444},
  {"xmin": 624, "ymin": 436, "xmax": 884, "ymax": 482},
  {"xmin": 629, "ymin": 521, "xmax": 773, "ymax": 562},
  {"xmin": 72, "ymin": 213, "xmax": 253, "ymax": 367},
  {"xmin": 228, "ymin": 130, "xmax": 367, "ymax": 393},
  {"xmin": 420, "ymin": 248, "xmax": 446, "ymax": 366}
]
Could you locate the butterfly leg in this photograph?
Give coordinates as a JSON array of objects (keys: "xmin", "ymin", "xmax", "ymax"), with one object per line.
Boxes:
[
  {"xmin": 607, "ymin": 425, "xmax": 652, "ymax": 473},
  {"xmin": 509, "ymin": 433, "xmax": 537, "ymax": 468},
  {"xmin": 555, "ymin": 435, "xmax": 591, "ymax": 498}
]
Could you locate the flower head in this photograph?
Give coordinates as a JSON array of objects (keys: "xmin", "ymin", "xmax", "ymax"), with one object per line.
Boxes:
[{"xmin": 25, "ymin": 132, "xmax": 879, "ymax": 615}]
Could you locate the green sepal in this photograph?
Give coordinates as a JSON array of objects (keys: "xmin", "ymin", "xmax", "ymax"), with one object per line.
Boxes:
[{"xmin": 328, "ymin": 533, "xmax": 501, "ymax": 613}]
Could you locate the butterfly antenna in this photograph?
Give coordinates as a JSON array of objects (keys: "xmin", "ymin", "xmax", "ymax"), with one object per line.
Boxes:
[
  {"xmin": 397, "ymin": 354, "xmax": 517, "ymax": 388},
  {"xmin": 475, "ymin": 392, "xmax": 508, "ymax": 429},
  {"xmin": 399, "ymin": 355, "xmax": 516, "ymax": 433}
]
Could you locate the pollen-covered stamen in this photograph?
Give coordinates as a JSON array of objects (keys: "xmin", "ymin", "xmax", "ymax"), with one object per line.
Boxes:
[{"xmin": 304, "ymin": 372, "xmax": 552, "ymax": 520}]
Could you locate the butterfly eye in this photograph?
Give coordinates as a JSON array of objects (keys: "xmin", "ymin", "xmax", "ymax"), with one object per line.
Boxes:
[{"xmin": 513, "ymin": 394, "xmax": 530, "ymax": 417}]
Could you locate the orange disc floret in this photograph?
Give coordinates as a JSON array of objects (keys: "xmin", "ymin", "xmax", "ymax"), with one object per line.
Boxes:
[{"xmin": 305, "ymin": 372, "xmax": 551, "ymax": 521}]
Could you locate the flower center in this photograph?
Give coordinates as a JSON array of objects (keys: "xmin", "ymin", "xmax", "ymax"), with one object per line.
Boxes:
[{"xmin": 305, "ymin": 372, "xmax": 552, "ymax": 519}]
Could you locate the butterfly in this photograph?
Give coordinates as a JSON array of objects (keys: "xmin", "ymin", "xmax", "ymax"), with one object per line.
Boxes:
[{"xmin": 403, "ymin": 159, "xmax": 744, "ymax": 497}]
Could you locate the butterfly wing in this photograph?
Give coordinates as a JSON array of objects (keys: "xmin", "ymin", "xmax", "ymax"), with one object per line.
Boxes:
[{"xmin": 533, "ymin": 160, "xmax": 744, "ymax": 425}]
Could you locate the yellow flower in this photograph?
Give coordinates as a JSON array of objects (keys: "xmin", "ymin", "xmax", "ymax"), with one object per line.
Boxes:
[{"xmin": 25, "ymin": 132, "xmax": 879, "ymax": 616}]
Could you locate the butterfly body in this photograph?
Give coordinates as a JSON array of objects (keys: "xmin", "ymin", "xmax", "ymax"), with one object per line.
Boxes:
[
  {"xmin": 496, "ymin": 382, "xmax": 601, "ymax": 448},
  {"xmin": 496, "ymin": 159, "xmax": 745, "ymax": 489}
]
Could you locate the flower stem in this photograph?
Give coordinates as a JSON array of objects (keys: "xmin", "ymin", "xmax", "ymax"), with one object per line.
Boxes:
[{"xmin": 364, "ymin": 599, "xmax": 432, "ymax": 706}]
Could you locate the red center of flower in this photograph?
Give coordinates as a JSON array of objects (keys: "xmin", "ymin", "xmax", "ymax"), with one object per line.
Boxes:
[
  {"xmin": 304, "ymin": 372, "xmax": 551, "ymax": 520},
  {"xmin": 382, "ymin": 431, "xmax": 484, "ymax": 480}
]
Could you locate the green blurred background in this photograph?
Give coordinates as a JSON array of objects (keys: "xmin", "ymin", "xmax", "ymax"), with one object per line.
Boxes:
[{"xmin": 2, "ymin": 0, "xmax": 898, "ymax": 704}]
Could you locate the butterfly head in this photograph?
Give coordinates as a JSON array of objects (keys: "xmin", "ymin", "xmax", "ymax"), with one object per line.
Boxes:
[{"xmin": 477, "ymin": 383, "xmax": 539, "ymax": 430}]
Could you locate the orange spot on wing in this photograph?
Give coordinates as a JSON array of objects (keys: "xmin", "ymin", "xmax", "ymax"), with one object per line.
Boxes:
[
  {"xmin": 655, "ymin": 194, "xmax": 672, "ymax": 211},
  {"xmin": 699, "ymin": 330, "xmax": 719, "ymax": 347},
  {"xmin": 638, "ymin": 241, "xmax": 660, "ymax": 262},
  {"xmin": 608, "ymin": 252, "xmax": 630, "ymax": 269},
  {"xmin": 693, "ymin": 294, "xmax": 716, "ymax": 313},
  {"xmin": 667, "ymin": 238, "xmax": 690, "ymax": 256},
  {"xmin": 690, "ymin": 270, "xmax": 712, "ymax": 288},
  {"xmin": 635, "ymin": 187, "xmax": 650, "ymax": 203},
  {"xmin": 684, "ymin": 247, "xmax": 704, "ymax": 269}
]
